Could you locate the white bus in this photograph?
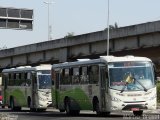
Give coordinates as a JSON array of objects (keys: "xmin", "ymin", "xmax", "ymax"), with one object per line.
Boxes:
[
  {"xmin": 51, "ymin": 56, "xmax": 157, "ymax": 116},
  {"xmin": 2, "ymin": 65, "xmax": 52, "ymax": 111}
]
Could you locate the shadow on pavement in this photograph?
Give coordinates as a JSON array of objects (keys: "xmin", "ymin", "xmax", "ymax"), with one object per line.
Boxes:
[{"xmin": 0, "ymin": 108, "xmax": 123, "ymax": 118}]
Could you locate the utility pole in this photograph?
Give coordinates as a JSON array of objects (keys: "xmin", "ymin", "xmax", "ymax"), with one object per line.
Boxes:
[
  {"xmin": 44, "ymin": 0, "xmax": 54, "ymax": 41},
  {"xmin": 107, "ymin": 0, "xmax": 110, "ymax": 56}
]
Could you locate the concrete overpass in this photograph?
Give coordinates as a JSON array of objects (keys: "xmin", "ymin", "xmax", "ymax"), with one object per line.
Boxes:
[{"xmin": 1, "ymin": 20, "xmax": 160, "ymax": 70}]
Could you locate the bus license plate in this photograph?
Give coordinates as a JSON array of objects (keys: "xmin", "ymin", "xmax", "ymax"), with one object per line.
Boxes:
[{"xmin": 131, "ymin": 108, "xmax": 139, "ymax": 111}]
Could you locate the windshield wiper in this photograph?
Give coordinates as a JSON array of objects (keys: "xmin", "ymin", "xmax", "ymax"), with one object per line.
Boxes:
[
  {"xmin": 133, "ymin": 77, "xmax": 147, "ymax": 92},
  {"xmin": 120, "ymin": 77, "xmax": 148, "ymax": 93},
  {"xmin": 120, "ymin": 83, "xmax": 128, "ymax": 93}
]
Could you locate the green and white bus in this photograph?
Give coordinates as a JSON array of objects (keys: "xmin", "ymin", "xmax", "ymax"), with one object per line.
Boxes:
[
  {"xmin": 51, "ymin": 56, "xmax": 157, "ymax": 116},
  {"xmin": 2, "ymin": 65, "xmax": 52, "ymax": 111}
]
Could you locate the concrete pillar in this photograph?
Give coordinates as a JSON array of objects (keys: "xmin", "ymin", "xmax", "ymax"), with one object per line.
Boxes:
[{"xmin": 59, "ymin": 48, "xmax": 67, "ymax": 62}]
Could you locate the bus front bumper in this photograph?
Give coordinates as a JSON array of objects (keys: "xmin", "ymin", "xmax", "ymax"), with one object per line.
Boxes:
[
  {"xmin": 122, "ymin": 104, "xmax": 148, "ymax": 111},
  {"xmin": 110, "ymin": 101, "xmax": 156, "ymax": 111}
]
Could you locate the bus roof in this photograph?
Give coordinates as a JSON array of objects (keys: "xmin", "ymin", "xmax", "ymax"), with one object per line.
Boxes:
[
  {"xmin": 100, "ymin": 55, "xmax": 152, "ymax": 63},
  {"xmin": 2, "ymin": 65, "xmax": 51, "ymax": 73},
  {"xmin": 52, "ymin": 56, "xmax": 152, "ymax": 69},
  {"xmin": 52, "ymin": 59, "xmax": 106, "ymax": 68}
]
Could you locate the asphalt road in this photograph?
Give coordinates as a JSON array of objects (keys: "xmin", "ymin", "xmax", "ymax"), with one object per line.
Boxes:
[{"xmin": 0, "ymin": 108, "xmax": 159, "ymax": 120}]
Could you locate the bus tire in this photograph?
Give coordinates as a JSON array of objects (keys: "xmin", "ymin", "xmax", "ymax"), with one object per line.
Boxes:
[
  {"xmin": 133, "ymin": 110, "xmax": 143, "ymax": 116},
  {"xmin": 64, "ymin": 97, "xmax": 80, "ymax": 115},
  {"xmin": 64, "ymin": 97, "xmax": 72, "ymax": 115},
  {"xmin": 73, "ymin": 110, "xmax": 80, "ymax": 115},
  {"xmin": 15, "ymin": 106, "xmax": 21, "ymax": 111},
  {"xmin": 92, "ymin": 97, "xmax": 100, "ymax": 114},
  {"xmin": 95, "ymin": 102, "xmax": 100, "ymax": 115},
  {"xmin": 30, "ymin": 108, "xmax": 37, "ymax": 112},
  {"xmin": 65, "ymin": 101, "xmax": 72, "ymax": 115},
  {"xmin": 99, "ymin": 112, "xmax": 110, "ymax": 117},
  {"xmin": 37, "ymin": 108, "xmax": 46, "ymax": 112},
  {"xmin": 10, "ymin": 97, "xmax": 21, "ymax": 111},
  {"xmin": 59, "ymin": 109, "xmax": 65, "ymax": 112},
  {"xmin": 1, "ymin": 105, "xmax": 5, "ymax": 108}
]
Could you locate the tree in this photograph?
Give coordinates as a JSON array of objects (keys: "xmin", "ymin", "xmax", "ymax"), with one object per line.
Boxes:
[
  {"xmin": 64, "ymin": 32, "xmax": 74, "ymax": 38},
  {"xmin": 104, "ymin": 22, "xmax": 118, "ymax": 30}
]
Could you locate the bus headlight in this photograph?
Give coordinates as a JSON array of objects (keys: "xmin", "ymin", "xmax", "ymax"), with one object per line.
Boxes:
[{"xmin": 39, "ymin": 97, "xmax": 45, "ymax": 101}]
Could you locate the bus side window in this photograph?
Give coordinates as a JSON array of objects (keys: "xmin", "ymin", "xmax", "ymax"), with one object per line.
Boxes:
[
  {"xmin": 79, "ymin": 67, "xmax": 82, "ymax": 75},
  {"xmin": 8, "ymin": 73, "xmax": 14, "ymax": 86},
  {"xmin": 61, "ymin": 69, "xmax": 65, "ymax": 84},
  {"xmin": 81, "ymin": 66, "xmax": 89, "ymax": 84},
  {"xmin": 72, "ymin": 67, "xmax": 80, "ymax": 84},
  {"xmin": 20, "ymin": 73, "xmax": 27, "ymax": 86},
  {"xmin": 25, "ymin": 73, "xmax": 31, "ymax": 86},
  {"xmin": 61, "ymin": 68, "xmax": 71, "ymax": 85},
  {"xmin": 69, "ymin": 68, "xmax": 73, "ymax": 84},
  {"xmin": 8, "ymin": 73, "xmax": 11, "ymax": 86},
  {"xmin": 60, "ymin": 69, "xmax": 64, "ymax": 84},
  {"xmin": 15, "ymin": 73, "xmax": 21, "ymax": 86},
  {"xmin": 3, "ymin": 73, "xmax": 8, "ymax": 89},
  {"xmin": 14, "ymin": 73, "xmax": 18, "ymax": 86},
  {"xmin": 89, "ymin": 65, "xmax": 99, "ymax": 84}
]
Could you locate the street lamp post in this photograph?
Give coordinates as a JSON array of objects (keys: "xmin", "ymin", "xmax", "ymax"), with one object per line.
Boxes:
[
  {"xmin": 44, "ymin": 0, "xmax": 53, "ymax": 41},
  {"xmin": 107, "ymin": 0, "xmax": 110, "ymax": 56}
]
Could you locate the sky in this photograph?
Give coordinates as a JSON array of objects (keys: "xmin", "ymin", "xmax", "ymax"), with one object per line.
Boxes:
[{"xmin": 0, "ymin": 0, "xmax": 160, "ymax": 48}]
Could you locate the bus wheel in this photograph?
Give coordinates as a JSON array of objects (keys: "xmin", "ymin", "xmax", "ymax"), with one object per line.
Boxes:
[
  {"xmin": 64, "ymin": 97, "xmax": 72, "ymax": 115},
  {"xmin": 59, "ymin": 109, "xmax": 65, "ymax": 112},
  {"xmin": 133, "ymin": 110, "xmax": 143, "ymax": 116},
  {"xmin": 10, "ymin": 97, "xmax": 21, "ymax": 111},
  {"xmin": 93, "ymin": 97, "xmax": 100, "ymax": 114},
  {"xmin": 65, "ymin": 101, "xmax": 72, "ymax": 115},
  {"xmin": 100, "ymin": 112, "xmax": 110, "ymax": 116},
  {"xmin": 64, "ymin": 97, "xmax": 80, "ymax": 115},
  {"xmin": 95, "ymin": 102, "xmax": 100, "ymax": 115},
  {"xmin": 73, "ymin": 110, "xmax": 80, "ymax": 115},
  {"xmin": 30, "ymin": 108, "xmax": 37, "ymax": 112},
  {"xmin": 1, "ymin": 105, "xmax": 5, "ymax": 108},
  {"xmin": 37, "ymin": 108, "xmax": 46, "ymax": 112}
]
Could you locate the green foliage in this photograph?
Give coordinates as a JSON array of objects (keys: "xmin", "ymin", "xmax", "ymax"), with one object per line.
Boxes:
[
  {"xmin": 64, "ymin": 32, "xmax": 74, "ymax": 38},
  {"xmin": 104, "ymin": 22, "xmax": 118, "ymax": 30},
  {"xmin": 157, "ymin": 82, "xmax": 160, "ymax": 103}
]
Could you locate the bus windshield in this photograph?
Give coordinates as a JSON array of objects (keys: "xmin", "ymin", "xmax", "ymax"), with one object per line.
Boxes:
[
  {"xmin": 38, "ymin": 74, "xmax": 51, "ymax": 89},
  {"xmin": 108, "ymin": 61, "xmax": 155, "ymax": 91}
]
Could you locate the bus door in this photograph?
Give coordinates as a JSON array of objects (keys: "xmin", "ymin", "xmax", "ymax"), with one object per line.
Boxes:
[
  {"xmin": 100, "ymin": 65, "xmax": 107, "ymax": 111},
  {"xmin": 55, "ymin": 71, "xmax": 60, "ymax": 108},
  {"xmin": 31, "ymin": 71, "xmax": 37, "ymax": 108}
]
